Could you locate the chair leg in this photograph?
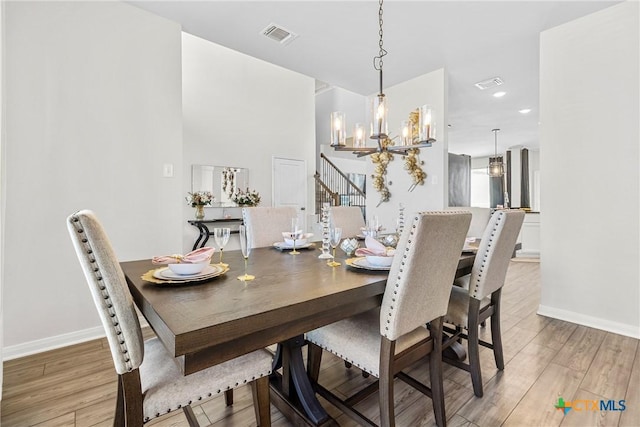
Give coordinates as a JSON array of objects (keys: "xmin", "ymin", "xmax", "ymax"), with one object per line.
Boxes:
[
  {"xmin": 120, "ymin": 370, "xmax": 143, "ymax": 427},
  {"xmin": 307, "ymin": 342, "xmax": 323, "ymax": 383},
  {"xmin": 224, "ymin": 389, "xmax": 234, "ymax": 406},
  {"xmin": 114, "ymin": 375, "xmax": 125, "ymax": 427},
  {"xmin": 379, "ymin": 337, "xmax": 396, "ymax": 427},
  {"xmin": 251, "ymin": 376, "xmax": 271, "ymax": 427},
  {"xmin": 490, "ymin": 289, "xmax": 504, "ymax": 370},
  {"xmin": 182, "ymin": 406, "xmax": 199, "ymax": 427},
  {"xmin": 468, "ymin": 299, "xmax": 483, "ymax": 398},
  {"xmin": 429, "ymin": 318, "xmax": 446, "ymax": 427}
]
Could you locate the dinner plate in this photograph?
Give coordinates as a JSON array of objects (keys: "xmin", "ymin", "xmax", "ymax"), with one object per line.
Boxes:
[
  {"xmin": 273, "ymin": 242, "xmax": 314, "ymax": 251},
  {"xmin": 149, "ymin": 264, "xmax": 227, "ymax": 284},
  {"xmin": 346, "ymin": 257, "xmax": 392, "ymax": 271}
]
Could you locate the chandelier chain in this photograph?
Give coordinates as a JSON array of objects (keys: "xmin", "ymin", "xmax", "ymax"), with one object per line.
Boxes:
[{"xmin": 374, "ymin": 0, "xmax": 387, "ymax": 71}]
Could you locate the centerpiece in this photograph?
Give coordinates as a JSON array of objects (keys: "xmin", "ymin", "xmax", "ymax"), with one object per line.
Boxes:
[
  {"xmin": 232, "ymin": 188, "xmax": 261, "ymax": 207},
  {"xmin": 186, "ymin": 191, "xmax": 214, "ymax": 220}
]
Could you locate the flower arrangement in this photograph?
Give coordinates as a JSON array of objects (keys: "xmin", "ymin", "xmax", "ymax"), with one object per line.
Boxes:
[
  {"xmin": 232, "ymin": 188, "xmax": 261, "ymax": 207},
  {"xmin": 186, "ymin": 191, "xmax": 214, "ymax": 207}
]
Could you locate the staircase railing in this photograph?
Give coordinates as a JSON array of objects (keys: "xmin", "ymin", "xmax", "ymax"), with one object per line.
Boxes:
[{"xmin": 314, "ymin": 153, "xmax": 366, "ymax": 214}]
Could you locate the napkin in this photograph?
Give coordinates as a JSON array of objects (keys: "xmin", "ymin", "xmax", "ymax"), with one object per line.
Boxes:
[
  {"xmin": 152, "ymin": 246, "xmax": 215, "ymax": 264},
  {"xmin": 355, "ymin": 236, "xmax": 394, "ymax": 257}
]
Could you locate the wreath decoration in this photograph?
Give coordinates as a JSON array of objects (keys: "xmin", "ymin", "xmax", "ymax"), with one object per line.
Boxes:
[{"xmin": 370, "ymin": 137, "xmax": 394, "ymax": 206}]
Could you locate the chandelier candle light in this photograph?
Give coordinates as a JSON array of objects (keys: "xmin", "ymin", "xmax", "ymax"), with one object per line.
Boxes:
[
  {"xmin": 330, "ymin": 111, "xmax": 346, "ymax": 147},
  {"xmin": 331, "ymin": 0, "xmax": 436, "ymax": 158}
]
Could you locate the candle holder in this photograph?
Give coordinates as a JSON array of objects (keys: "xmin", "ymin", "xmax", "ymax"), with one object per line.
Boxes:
[
  {"xmin": 330, "ymin": 111, "xmax": 346, "ymax": 147},
  {"xmin": 318, "ymin": 203, "xmax": 333, "ymax": 259}
]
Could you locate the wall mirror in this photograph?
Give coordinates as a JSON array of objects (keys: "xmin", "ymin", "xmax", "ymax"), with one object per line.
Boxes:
[{"xmin": 192, "ymin": 165, "xmax": 249, "ymax": 207}]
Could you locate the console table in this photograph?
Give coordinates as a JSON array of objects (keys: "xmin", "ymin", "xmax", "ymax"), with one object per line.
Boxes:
[{"xmin": 187, "ymin": 218, "xmax": 243, "ymax": 250}]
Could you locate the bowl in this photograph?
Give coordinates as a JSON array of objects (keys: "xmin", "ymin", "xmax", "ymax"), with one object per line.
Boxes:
[
  {"xmin": 283, "ymin": 233, "xmax": 313, "ymax": 246},
  {"xmin": 284, "ymin": 238, "xmax": 308, "ymax": 246},
  {"xmin": 167, "ymin": 262, "xmax": 209, "ymax": 275},
  {"xmin": 365, "ymin": 255, "xmax": 394, "ymax": 267}
]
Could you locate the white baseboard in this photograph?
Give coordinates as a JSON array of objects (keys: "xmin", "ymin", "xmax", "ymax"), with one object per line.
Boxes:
[
  {"xmin": 516, "ymin": 250, "xmax": 540, "ymax": 258},
  {"xmin": 538, "ymin": 305, "xmax": 640, "ymax": 339},
  {"xmin": 3, "ymin": 316, "xmax": 149, "ymax": 361},
  {"xmin": 3, "ymin": 326, "xmax": 106, "ymax": 361}
]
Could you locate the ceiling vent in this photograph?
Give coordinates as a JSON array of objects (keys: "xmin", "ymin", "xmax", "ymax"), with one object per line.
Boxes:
[
  {"xmin": 315, "ymin": 80, "xmax": 333, "ymax": 95},
  {"xmin": 261, "ymin": 23, "xmax": 298, "ymax": 45},
  {"xmin": 474, "ymin": 77, "xmax": 504, "ymax": 90}
]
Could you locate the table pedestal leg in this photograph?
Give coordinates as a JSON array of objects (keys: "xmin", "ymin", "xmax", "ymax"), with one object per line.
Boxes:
[{"xmin": 270, "ymin": 335, "xmax": 334, "ymax": 426}]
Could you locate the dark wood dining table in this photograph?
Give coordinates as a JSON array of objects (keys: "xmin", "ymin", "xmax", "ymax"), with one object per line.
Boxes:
[{"xmin": 121, "ymin": 245, "xmax": 475, "ymax": 426}]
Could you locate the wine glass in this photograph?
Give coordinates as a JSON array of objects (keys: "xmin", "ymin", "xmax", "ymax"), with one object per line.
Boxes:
[
  {"xmin": 213, "ymin": 227, "xmax": 230, "ymax": 266},
  {"xmin": 327, "ymin": 227, "xmax": 342, "ymax": 267},
  {"xmin": 237, "ymin": 225, "xmax": 255, "ymax": 281},
  {"xmin": 290, "ymin": 217, "xmax": 302, "ymax": 255},
  {"xmin": 366, "ymin": 216, "xmax": 379, "ymax": 238}
]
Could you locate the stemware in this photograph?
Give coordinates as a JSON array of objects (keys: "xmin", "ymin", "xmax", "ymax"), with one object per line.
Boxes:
[
  {"xmin": 327, "ymin": 227, "xmax": 342, "ymax": 267},
  {"xmin": 366, "ymin": 216, "xmax": 380, "ymax": 238},
  {"xmin": 213, "ymin": 227, "xmax": 231, "ymax": 266},
  {"xmin": 290, "ymin": 217, "xmax": 302, "ymax": 255},
  {"xmin": 237, "ymin": 225, "xmax": 255, "ymax": 281}
]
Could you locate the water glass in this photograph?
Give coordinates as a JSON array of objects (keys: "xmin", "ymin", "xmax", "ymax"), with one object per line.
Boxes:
[
  {"xmin": 213, "ymin": 227, "xmax": 230, "ymax": 265},
  {"xmin": 327, "ymin": 227, "xmax": 342, "ymax": 267}
]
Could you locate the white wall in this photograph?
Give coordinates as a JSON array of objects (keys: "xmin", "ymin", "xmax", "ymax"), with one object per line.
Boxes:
[
  {"xmin": 0, "ymin": 0, "xmax": 5, "ymax": 393},
  {"xmin": 315, "ymin": 86, "xmax": 366, "ymax": 150},
  {"xmin": 539, "ymin": 1, "xmax": 639, "ymax": 338},
  {"xmin": 365, "ymin": 69, "xmax": 448, "ymax": 227},
  {"xmin": 181, "ymin": 33, "xmax": 316, "ymax": 251},
  {"xmin": 3, "ymin": 2, "xmax": 183, "ymax": 355}
]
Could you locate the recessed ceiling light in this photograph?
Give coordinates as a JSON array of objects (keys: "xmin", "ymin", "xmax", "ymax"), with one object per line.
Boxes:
[
  {"xmin": 519, "ymin": 108, "xmax": 532, "ymax": 114},
  {"xmin": 493, "ymin": 91, "xmax": 506, "ymax": 98}
]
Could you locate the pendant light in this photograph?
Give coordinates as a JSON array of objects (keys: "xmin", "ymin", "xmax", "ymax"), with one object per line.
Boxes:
[
  {"xmin": 331, "ymin": 0, "xmax": 435, "ymax": 158},
  {"xmin": 488, "ymin": 128, "xmax": 504, "ymax": 177}
]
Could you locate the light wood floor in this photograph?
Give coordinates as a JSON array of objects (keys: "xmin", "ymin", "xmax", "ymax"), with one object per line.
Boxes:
[{"xmin": 3, "ymin": 262, "xmax": 639, "ymax": 426}]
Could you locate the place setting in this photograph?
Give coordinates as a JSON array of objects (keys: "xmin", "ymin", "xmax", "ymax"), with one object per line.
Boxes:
[
  {"xmin": 273, "ymin": 217, "xmax": 315, "ymax": 252},
  {"xmin": 142, "ymin": 246, "xmax": 229, "ymax": 285},
  {"xmin": 345, "ymin": 236, "xmax": 396, "ymax": 272}
]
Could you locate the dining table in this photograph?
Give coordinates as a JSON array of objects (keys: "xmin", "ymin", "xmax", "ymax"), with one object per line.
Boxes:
[{"xmin": 121, "ymin": 244, "xmax": 476, "ymax": 426}]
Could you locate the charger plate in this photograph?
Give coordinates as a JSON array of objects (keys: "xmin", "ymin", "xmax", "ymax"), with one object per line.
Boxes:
[
  {"xmin": 273, "ymin": 242, "xmax": 315, "ymax": 251},
  {"xmin": 345, "ymin": 257, "xmax": 391, "ymax": 272},
  {"xmin": 142, "ymin": 264, "xmax": 229, "ymax": 285}
]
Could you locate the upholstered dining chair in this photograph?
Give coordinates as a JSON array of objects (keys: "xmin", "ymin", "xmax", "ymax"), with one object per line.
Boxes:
[
  {"xmin": 328, "ymin": 206, "xmax": 365, "ymax": 238},
  {"xmin": 66, "ymin": 210, "xmax": 272, "ymax": 426},
  {"xmin": 445, "ymin": 206, "xmax": 492, "ymax": 239},
  {"xmin": 306, "ymin": 211, "xmax": 472, "ymax": 427},
  {"xmin": 442, "ymin": 209, "xmax": 525, "ymax": 398},
  {"xmin": 242, "ymin": 206, "xmax": 298, "ymax": 248}
]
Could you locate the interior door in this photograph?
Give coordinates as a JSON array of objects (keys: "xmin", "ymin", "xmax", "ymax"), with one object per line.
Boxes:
[{"xmin": 272, "ymin": 157, "xmax": 307, "ymax": 230}]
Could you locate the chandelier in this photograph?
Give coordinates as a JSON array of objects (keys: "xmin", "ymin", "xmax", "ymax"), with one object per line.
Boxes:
[
  {"xmin": 488, "ymin": 128, "xmax": 505, "ymax": 177},
  {"xmin": 330, "ymin": 0, "xmax": 436, "ymax": 158}
]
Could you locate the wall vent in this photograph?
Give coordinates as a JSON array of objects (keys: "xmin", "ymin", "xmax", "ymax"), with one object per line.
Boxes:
[
  {"xmin": 315, "ymin": 80, "xmax": 333, "ymax": 95},
  {"xmin": 474, "ymin": 77, "xmax": 504, "ymax": 90},
  {"xmin": 261, "ymin": 23, "xmax": 298, "ymax": 45}
]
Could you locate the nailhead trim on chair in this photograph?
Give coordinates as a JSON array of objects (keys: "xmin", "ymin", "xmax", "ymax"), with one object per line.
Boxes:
[
  {"xmin": 382, "ymin": 214, "xmax": 418, "ymax": 335},
  {"xmin": 142, "ymin": 370, "xmax": 272, "ymax": 423},
  {"xmin": 314, "ymin": 344, "xmax": 376, "ymax": 376},
  {"xmin": 70, "ymin": 213, "xmax": 134, "ymax": 372},
  {"xmin": 469, "ymin": 210, "xmax": 505, "ymax": 299}
]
